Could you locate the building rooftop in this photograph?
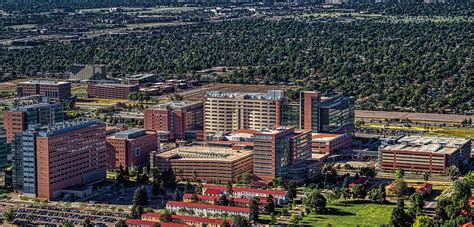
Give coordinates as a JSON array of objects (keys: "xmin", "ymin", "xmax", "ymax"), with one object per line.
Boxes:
[
  {"xmin": 148, "ymin": 101, "xmax": 202, "ymax": 110},
  {"xmin": 92, "ymin": 83, "xmax": 138, "ymax": 88},
  {"xmin": 19, "ymin": 80, "xmax": 70, "ymax": 85},
  {"xmin": 142, "ymin": 212, "xmax": 233, "ymax": 225},
  {"xmin": 112, "ymin": 128, "xmax": 148, "ymax": 139},
  {"xmin": 156, "ymin": 146, "xmax": 252, "ymax": 162},
  {"xmin": 126, "ymin": 73, "xmax": 157, "ymax": 79},
  {"xmin": 34, "ymin": 118, "xmax": 101, "ymax": 137},
  {"xmin": 383, "ymin": 136, "xmax": 470, "ymax": 154},
  {"xmin": 205, "ymin": 90, "xmax": 284, "ymax": 100},
  {"xmin": 10, "ymin": 101, "xmax": 61, "ymax": 112},
  {"xmin": 312, "ymin": 133, "xmax": 346, "ymax": 142},
  {"xmin": 203, "ymin": 184, "xmax": 287, "ymax": 196},
  {"xmin": 167, "ymin": 201, "xmax": 250, "ymax": 213}
]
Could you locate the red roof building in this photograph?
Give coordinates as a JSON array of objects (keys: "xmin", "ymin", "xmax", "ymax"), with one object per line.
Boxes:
[
  {"xmin": 141, "ymin": 212, "xmax": 233, "ymax": 227},
  {"xmin": 166, "ymin": 201, "xmax": 250, "ymax": 218},
  {"xmin": 415, "ymin": 183, "xmax": 433, "ymax": 195},
  {"xmin": 182, "ymin": 193, "xmax": 273, "ymax": 207},
  {"xmin": 127, "ymin": 219, "xmax": 189, "ymax": 227},
  {"xmin": 202, "ymin": 184, "xmax": 288, "ymax": 205}
]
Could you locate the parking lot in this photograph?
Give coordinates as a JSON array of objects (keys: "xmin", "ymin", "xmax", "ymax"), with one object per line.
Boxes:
[{"xmin": 11, "ymin": 204, "xmax": 128, "ymax": 226}]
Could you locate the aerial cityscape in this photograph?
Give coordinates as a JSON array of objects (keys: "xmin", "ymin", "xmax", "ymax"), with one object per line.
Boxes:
[{"xmin": 0, "ymin": 0, "xmax": 472, "ymax": 226}]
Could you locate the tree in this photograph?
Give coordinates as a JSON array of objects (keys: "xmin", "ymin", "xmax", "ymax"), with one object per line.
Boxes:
[
  {"xmin": 408, "ymin": 193, "xmax": 424, "ymax": 218},
  {"xmin": 305, "ymin": 190, "xmax": 327, "ymax": 214},
  {"xmin": 395, "ymin": 169, "xmax": 405, "ymax": 180},
  {"xmin": 232, "ymin": 216, "xmax": 250, "ymax": 227},
  {"xmin": 377, "ymin": 184, "xmax": 386, "ymax": 204},
  {"xmin": 289, "ymin": 213, "xmax": 301, "ymax": 225},
  {"xmin": 173, "ymin": 189, "xmax": 182, "ymax": 201},
  {"xmin": 412, "ymin": 215, "xmax": 432, "ymax": 227},
  {"xmin": 360, "ymin": 166, "xmax": 376, "ymax": 178},
  {"xmin": 115, "ymin": 219, "xmax": 127, "ymax": 227},
  {"xmin": 3, "ymin": 208, "xmax": 15, "ymax": 223},
  {"xmin": 217, "ymin": 194, "xmax": 229, "ymax": 206},
  {"xmin": 83, "ymin": 219, "xmax": 93, "ymax": 227},
  {"xmin": 63, "ymin": 220, "xmax": 74, "ymax": 227},
  {"xmin": 422, "ymin": 172, "xmax": 430, "ymax": 182},
  {"xmin": 368, "ymin": 188, "xmax": 380, "ymax": 203},
  {"xmin": 191, "ymin": 191, "xmax": 199, "ymax": 203},
  {"xmin": 249, "ymin": 197, "xmax": 260, "ymax": 223},
  {"xmin": 272, "ymin": 177, "xmax": 283, "ymax": 188},
  {"xmin": 226, "ymin": 181, "xmax": 233, "ymax": 195},
  {"xmin": 240, "ymin": 172, "xmax": 252, "ymax": 185},
  {"xmin": 133, "ymin": 186, "xmax": 149, "ymax": 206},
  {"xmin": 445, "ymin": 166, "xmax": 460, "ymax": 182},
  {"xmin": 159, "ymin": 210, "xmax": 172, "ymax": 223},
  {"xmin": 464, "ymin": 171, "xmax": 474, "ymax": 188},
  {"xmin": 393, "ymin": 179, "xmax": 408, "ymax": 198},
  {"xmin": 351, "ymin": 184, "xmax": 367, "ymax": 199},
  {"xmin": 130, "ymin": 205, "xmax": 144, "ymax": 219},
  {"xmin": 264, "ymin": 195, "xmax": 275, "ymax": 214},
  {"xmin": 286, "ymin": 181, "xmax": 297, "ymax": 200},
  {"xmin": 151, "ymin": 179, "xmax": 161, "ymax": 197},
  {"xmin": 390, "ymin": 199, "xmax": 412, "ymax": 227}
]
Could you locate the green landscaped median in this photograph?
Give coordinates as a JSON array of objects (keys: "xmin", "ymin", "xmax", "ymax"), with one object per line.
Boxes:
[{"xmin": 300, "ymin": 200, "xmax": 394, "ymax": 226}]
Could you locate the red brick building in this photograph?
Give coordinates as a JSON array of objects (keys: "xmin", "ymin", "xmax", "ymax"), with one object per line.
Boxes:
[
  {"xmin": 17, "ymin": 81, "xmax": 71, "ymax": 101},
  {"xmin": 380, "ymin": 136, "xmax": 471, "ymax": 173},
  {"xmin": 3, "ymin": 101, "xmax": 64, "ymax": 143},
  {"xmin": 253, "ymin": 128, "xmax": 313, "ymax": 183},
  {"xmin": 144, "ymin": 101, "xmax": 203, "ymax": 141},
  {"xmin": 311, "ymin": 133, "xmax": 352, "ymax": 154},
  {"xmin": 87, "ymin": 83, "xmax": 139, "ymax": 99},
  {"xmin": 106, "ymin": 128, "xmax": 157, "ymax": 169},
  {"xmin": 35, "ymin": 119, "xmax": 107, "ymax": 200}
]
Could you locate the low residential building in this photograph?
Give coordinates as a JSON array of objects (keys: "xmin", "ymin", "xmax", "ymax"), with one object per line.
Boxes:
[
  {"xmin": 311, "ymin": 133, "xmax": 352, "ymax": 154},
  {"xmin": 202, "ymin": 184, "xmax": 288, "ymax": 205},
  {"xmin": 106, "ymin": 128, "xmax": 157, "ymax": 169},
  {"xmin": 380, "ymin": 136, "xmax": 471, "ymax": 173},
  {"xmin": 17, "ymin": 80, "xmax": 71, "ymax": 101},
  {"xmin": 69, "ymin": 64, "xmax": 106, "ymax": 81},
  {"xmin": 182, "ymin": 193, "xmax": 272, "ymax": 208},
  {"xmin": 415, "ymin": 183, "xmax": 433, "ymax": 195},
  {"xmin": 126, "ymin": 219, "xmax": 188, "ymax": 227},
  {"xmin": 87, "ymin": 83, "xmax": 139, "ymax": 99},
  {"xmin": 144, "ymin": 101, "xmax": 203, "ymax": 141},
  {"xmin": 141, "ymin": 212, "xmax": 233, "ymax": 227},
  {"xmin": 151, "ymin": 146, "xmax": 252, "ymax": 183},
  {"xmin": 166, "ymin": 201, "xmax": 250, "ymax": 218}
]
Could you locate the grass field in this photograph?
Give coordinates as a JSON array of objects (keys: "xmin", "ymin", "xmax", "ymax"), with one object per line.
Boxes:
[
  {"xmin": 76, "ymin": 98, "xmax": 130, "ymax": 106},
  {"xmin": 300, "ymin": 200, "xmax": 394, "ymax": 226},
  {"xmin": 363, "ymin": 124, "xmax": 474, "ymax": 138}
]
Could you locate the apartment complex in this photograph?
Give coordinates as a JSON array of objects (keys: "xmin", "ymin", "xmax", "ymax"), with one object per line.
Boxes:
[
  {"xmin": 300, "ymin": 91, "xmax": 355, "ymax": 133},
  {"xmin": 141, "ymin": 212, "xmax": 232, "ymax": 227},
  {"xmin": 69, "ymin": 64, "xmax": 107, "ymax": 81},
  {"xmin": 17, "ymin": 80, "xmax": 72, "ymax": 101},
  {"xmin": 252, "ymin": 127, "xmax": 315, "ymax": 182},
  {"xmin": 204, "ymin": 90, "xmax": 284, "ymax": 136},
  {"xmin": 144, "ymin": 101, "xmax": 203, "ymax": 141},
  {"xmin": 106, "ymin": 128, "xmax": 157, "ymax": 169},
  {"xmin": 152, "ymin": 146, "xmax": 252, "ymax": 183},
  {"xmin": 202, "ymin": 184, "xmax": 289, "ymax": 205},
  {"xmin": 12, "ymin": 119, "xmax": 107, "ymax": 199},
  {"xmin": 87, "ymin": 83, "xmax": 139, "ymax": 99},
  {"xmin": 166, "ymin": 201, "xmax": 250, "ymax": 218},
  {"xmin": 3, "ymin": 99, "xmax": 64, "ymax": 143},
  {"xmin": 312, "ymin": 133, "xmax": 352, "ymax": 154},
  {"xmin": 380, "ymin": 136, "xmax": 471, "ymax": 173}
]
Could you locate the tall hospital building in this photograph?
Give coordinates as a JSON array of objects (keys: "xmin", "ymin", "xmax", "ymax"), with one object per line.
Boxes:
[{"xmin": 204, "ymin": 90, "xmax": 285, "ymax": 137}]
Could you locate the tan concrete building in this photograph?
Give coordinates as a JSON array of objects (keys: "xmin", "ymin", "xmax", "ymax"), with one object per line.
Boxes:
[
  {"xmin": 204, "ymin": 90, "xmax": 284, "ymax": 137},
  {"xmin": 151, "ymin": 146, "xmax": 252, "ymax": 183}
]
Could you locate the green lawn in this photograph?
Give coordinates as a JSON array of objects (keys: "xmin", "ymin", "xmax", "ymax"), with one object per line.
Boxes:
[{"xmin": 300, "ymin": 200, "xmax": 394, "ymax": 226}]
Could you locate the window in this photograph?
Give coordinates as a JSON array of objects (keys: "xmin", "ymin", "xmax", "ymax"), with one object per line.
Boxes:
[{"xmin": 135, "ymin": 148, "xmax": 141, "ymax": 157}]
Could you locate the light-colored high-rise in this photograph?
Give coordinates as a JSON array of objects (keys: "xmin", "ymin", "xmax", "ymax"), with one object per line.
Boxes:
[{"xmin": 204, "ymin": 90, "xmax": 284, "ymax": 137}]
